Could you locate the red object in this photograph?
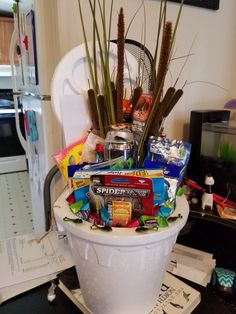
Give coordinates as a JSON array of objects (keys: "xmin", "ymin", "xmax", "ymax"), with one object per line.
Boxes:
[
  {"xmin": 127, "ymin": 219, "xmax": 140, "ymax": 228},
  {"xmin": 184, "ymin": 177, "xmax": 236, "ymax": 208},
  {"xmin": 96, "ymin": 143, "xmax": 104, "ymax": 153},
  {"xmin": 91, "ymin": 174, "xmax": 155, "ymax": 217},
  {"xmin": 123, "ymin": 98, "xmax": 132, "ymax": 114},
  {"xmin": 23, "ymin": 35, "xmax": 29, "ymax": 50},
  {"xmin": 66, "ymin": 191, "xmax": 76, "ymax": 205},
  {"xmin": 89, "ymin": 213, "xmax": 101, "ymax": 225},
  {"xmin": 132, "ymin": 93, "xmax": 152, "ymax": 123}
]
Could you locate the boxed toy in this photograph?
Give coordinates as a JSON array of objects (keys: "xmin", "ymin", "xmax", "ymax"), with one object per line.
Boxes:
[
  {"xmin": 89, "ymin": 174, "xmax": 155, "ymax": 227},
  {"xmin": 72, "ymin": 168, "xmax": 164, "ymax": 200}
]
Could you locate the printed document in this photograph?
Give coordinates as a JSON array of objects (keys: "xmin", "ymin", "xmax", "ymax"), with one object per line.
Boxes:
[{"xmin": 0, "ymin": 231, "xmax": 74, "ymax": 288}]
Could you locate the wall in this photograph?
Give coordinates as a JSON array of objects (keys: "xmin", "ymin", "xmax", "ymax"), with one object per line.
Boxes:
[{"xmin": 56, "ymin": 0, "xmax": 236, "ymax": 140}]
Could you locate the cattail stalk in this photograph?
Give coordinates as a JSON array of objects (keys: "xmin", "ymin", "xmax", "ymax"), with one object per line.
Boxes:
[
  {"xmin": 116, "ymin": 7, "xmax": 125, "ymax": 123},
  {"xmin": 92, "ymin": 0, "xmax": 99, "ymax": 94},
  {"xmin": 77, "ymin": 0, "xmax": 104, "ymax": 137},
  {"xmin": 97, "ymin": 0, "xmax": 116, "ymax": 124},
  {"xmin": 154, "ymin": 21, "xmax": 172, "ymax": 99},
  {"xmin": 137, "ymin": 21, "xmax": 173, "ymax": 166},
  {"xmin": 153, "ymin": 0, "xmax": 166, "ymax": 79},
  {"xmin": 131, "ymin": 86, "xmax": 143, "ymax": 114},
  {"xmin": 98, "ymin": 95, "xmax": 108, "ymax": 133},
  {"xmin": 147, "ymin": 21, "xmax": 173, "ymax": 136},
  {"xmin": 87, "ymin": 89, "xmax": 99, "ymax": 130},
  {"xmin": 138, "ymin": 0, "xmax": 185, "ymax": 166},
  {"xmin": 87, "ymin": 0, "xmax": 115, "ymax": 125}
]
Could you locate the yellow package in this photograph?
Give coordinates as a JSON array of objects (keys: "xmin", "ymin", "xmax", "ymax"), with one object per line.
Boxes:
[
  {"xmin": 53, "ymin": 136, "xmax": 87, "ymax": 181},
  {"xmin": 112, "ymin": 200, "xmax": 132, "ymax": 227}
]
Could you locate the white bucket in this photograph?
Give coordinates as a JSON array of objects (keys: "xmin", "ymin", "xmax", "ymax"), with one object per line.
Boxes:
[{"xmin": 54, "ymin": 191, "xmax": 189, "ymax": 314}]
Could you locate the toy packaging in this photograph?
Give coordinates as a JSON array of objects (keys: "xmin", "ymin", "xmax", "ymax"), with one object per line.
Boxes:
[
  {"xmin": 89, "ymin": 174, "xmax": 155, "ymax": 227},
  {"xmin": 72, "ymin": 168, "xmax": 164, "ymax": 204},
  {"xmin": 160, "ymin": 176, "xmax": 179, "ymax": 217}
]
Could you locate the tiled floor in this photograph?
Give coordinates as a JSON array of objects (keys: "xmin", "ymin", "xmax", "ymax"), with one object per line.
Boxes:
[{"xmin": 0, "ymin": 171, "xmax": 34, "ymax": 240}]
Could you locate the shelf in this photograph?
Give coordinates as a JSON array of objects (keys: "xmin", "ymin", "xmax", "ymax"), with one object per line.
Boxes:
[{"xmin": 189, "ymin": 204, "xmax": 236, "ymax": 230}]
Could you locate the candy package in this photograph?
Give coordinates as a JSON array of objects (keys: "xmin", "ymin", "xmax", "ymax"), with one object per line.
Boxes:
[
  {"xmin": 145, "ymin": 136, "xmax": 191, "ymax": 181},
  {"xmin": 53, "ymin": 136, "xmax": 87, "ymax": 180},
  {"xmin": 158, "ymin": 177, "xmax": 179, "ymax": 217}
]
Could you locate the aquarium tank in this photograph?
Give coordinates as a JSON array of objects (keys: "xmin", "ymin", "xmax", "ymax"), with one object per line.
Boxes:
[
  {"xmin": 200, "ymin": 120, "xmax": 236, "ymax": 201},
  {"xmin": 187, "ymin": 110, "xmax": 236, "ymax": 203}
]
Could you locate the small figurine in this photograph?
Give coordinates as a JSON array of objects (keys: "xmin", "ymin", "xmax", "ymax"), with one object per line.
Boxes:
[{"xmin": 201, "ymin": 174, "xmax": 215, "ymax": 210}]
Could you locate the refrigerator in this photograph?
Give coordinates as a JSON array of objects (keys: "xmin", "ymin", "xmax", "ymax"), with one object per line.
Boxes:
[{"xmin": 10, "ymin": 0, "xmax": 66, "ymax": 233}]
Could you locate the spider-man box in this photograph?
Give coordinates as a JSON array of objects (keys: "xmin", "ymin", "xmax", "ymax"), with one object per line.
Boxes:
[{"xmin": 72, "ymin": 169, "xmax": 165, "ymax": 226}]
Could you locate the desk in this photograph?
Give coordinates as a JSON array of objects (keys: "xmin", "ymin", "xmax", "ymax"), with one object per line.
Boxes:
[
  {"xmin": 1, "ymin": 274, "xmax": 235, "ymax": 314},
  {"xmin": 182, "ymin": 277, "xmax": 236, "ymax": 314},
  {"xmin": 178, "ymin": 213, "xmax": 236, "ymax": 272},
  {"xmin": 177, "ymin": 215, "xmax": 236, "ymax": 313},
  {"xmin": 189, "ymin": 203, "xmax": 236, "ymax": 230},
  {"xmin": 0, "ymin": 282, "xmax": 83, "ymax": 314}
]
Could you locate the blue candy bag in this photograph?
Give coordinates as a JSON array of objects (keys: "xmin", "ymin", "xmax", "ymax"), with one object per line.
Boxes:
[{"xmin": 145, "ymin": 136, "xmax": 191, "ymax": 181}]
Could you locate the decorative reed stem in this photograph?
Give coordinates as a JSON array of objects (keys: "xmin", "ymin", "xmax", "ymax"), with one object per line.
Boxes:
[
  {"xmin": 116, "ymin": 7, "xmax": 125, "ymax": 123},
  {"xmin": 153, "ymin": 0, "xmax": 166, "ymax": 79},
  {"xmin": 87, "ymin": 88, "xmax": 99, "ymax": 130},
  {"xmin": 97, "ymin": 0, "xmax": 116, "ymax": 125},
  {"xmin": 77, "ymin": 0, "xmax": 104, "ymax": 137},
  {"xmin": 148, "ymin": 21, "xmax": 172, "ymax": 136},
  {"xmin": 155, "ymin": 21, "xmax": 172, "ymax": 98},
  {"xmin": 137, "ymin": 21, "xmax": 173, "ymax": 166},
  {"xmin": 87, "ymin": 0, "xmax": 115, "ymax": 127},
  {"xmin": 92, "ymin": 0, "xmax": 99, "ymax": 94}
]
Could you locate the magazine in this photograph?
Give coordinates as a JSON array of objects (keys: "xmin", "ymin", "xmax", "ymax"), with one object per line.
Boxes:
[{"xmin": 149, "ymin": 272, "xmax": 201, "ymax": 314}]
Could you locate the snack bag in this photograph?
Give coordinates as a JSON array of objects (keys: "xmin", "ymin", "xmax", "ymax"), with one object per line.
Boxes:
[
  {"xmin": 53, "ymin": 136, "xmax": 87, "ymax": 180},
  {"xmin": 157, "ymin": 177, "xmax": 179, "ymax": 217},
  {"xmin": 145, "ymin": 136, "xmax": 191, "ymax": 181}
]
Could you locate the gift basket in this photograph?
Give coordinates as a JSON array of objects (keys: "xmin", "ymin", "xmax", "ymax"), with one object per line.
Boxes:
[{"xmin": 51, "ymin": 1, "xmax": 191, "ymax": 313}]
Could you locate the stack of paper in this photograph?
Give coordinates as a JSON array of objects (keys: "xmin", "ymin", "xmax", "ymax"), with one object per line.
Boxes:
[
  {"xmin": 0, "ymin": 231, "xmax": 74, "ymax": 303},
  {"xmin": 167, "ymin": 243, "xmax": 216, "ymax": 286}
]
